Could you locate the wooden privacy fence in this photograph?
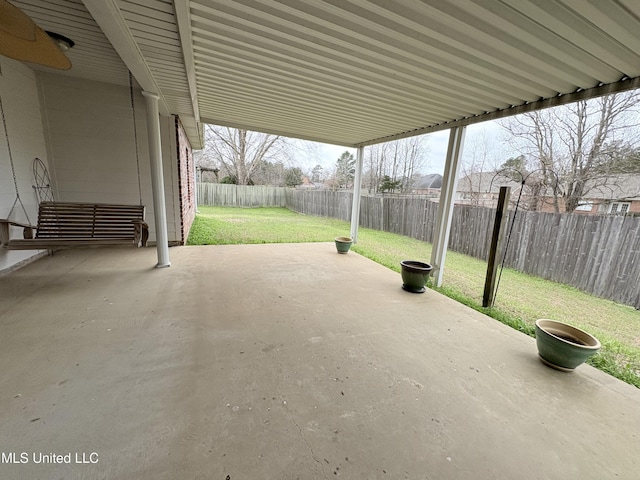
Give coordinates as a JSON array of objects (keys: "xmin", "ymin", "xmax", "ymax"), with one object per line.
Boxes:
[
  {"xmin": 502, "ymin": 211, "xmax": 640, "ymax": 309},
  {"xmin": 197, "ymin": 183, "xmax": 640, "ymax": 308},
  {"xmin": 285, "ymin": 189, "xmax": 354, "ymax": 222},
  {"xmin": 198, "ymin": 183, "xmax": 287, "ymax": 207}
]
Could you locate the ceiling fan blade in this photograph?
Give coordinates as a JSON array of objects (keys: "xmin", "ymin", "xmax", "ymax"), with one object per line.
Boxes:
[
  {"xmin": 0, "ymin": 0, "xmax": 72, "ymax": 70},
  {"xmin": 0, "ymin": 0, "xmax": 36, "ymax": 41}
]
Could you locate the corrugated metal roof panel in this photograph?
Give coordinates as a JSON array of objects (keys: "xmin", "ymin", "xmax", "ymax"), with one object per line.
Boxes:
[
  {"xmin": 10, "ymin": 1, "xmax": 640, "ymax": 148},
  {"xmin": 187, "ymin": 0, "xmax": 640, "ymax": 146},
  {"xmin": 118, "ymin": 0, "xmax": 200, "ymax": 145}
]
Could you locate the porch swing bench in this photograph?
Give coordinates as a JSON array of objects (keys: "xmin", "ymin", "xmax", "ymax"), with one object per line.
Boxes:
[{"xmin": 0, "ymin": 201, "xmax": 148, "ymax": 250}]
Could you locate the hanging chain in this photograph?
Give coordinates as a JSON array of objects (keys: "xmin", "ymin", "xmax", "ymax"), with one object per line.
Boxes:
[
  {"xmin": 1, "ymin": 95, "xmax": 19, "ymax": 198},
  {"xmin": 0, "ymin": 94, "xmax": 32, "ymax": 224},
  {"xmin": 129, "ymin": 71, "xmax": 143, "ymax": 205}
]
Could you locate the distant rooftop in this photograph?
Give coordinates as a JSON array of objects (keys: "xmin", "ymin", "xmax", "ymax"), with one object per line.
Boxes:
[{"xmin": 458, "ymin": 172, "xmax": 640, "ymax": 201}]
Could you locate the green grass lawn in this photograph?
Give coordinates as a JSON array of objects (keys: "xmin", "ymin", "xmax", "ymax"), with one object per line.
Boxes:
[{"xmin": 188, "ymin": 205, "xmax": 640, "ymax": 388}]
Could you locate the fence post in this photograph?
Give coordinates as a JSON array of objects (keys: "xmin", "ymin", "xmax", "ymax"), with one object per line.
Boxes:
[{"xmin": 483, "ymin": 186, "xmax": 511, "ymax": 307}]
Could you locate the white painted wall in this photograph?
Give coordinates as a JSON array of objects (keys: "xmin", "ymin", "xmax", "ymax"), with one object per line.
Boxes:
[
  {"xmin": 0, "ymin": 59, "xmax": 49, "ymax": 272},
  {"xmin": 1, "ymin": 66, "xmax": 183, "ymax": 273},
  {"xmin": 38, "ymin": 72, "xmax": 180, "ymax": 245}
]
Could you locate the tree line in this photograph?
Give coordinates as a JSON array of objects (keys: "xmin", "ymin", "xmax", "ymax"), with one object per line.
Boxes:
[{"xmin": 194, "ymin": 125, "xmax": 431, "ymax": 192}]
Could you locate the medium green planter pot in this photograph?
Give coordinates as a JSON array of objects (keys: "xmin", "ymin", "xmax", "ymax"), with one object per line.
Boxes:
[
  {"xmin": 535, "ymin": 319, "xmax": 601, "ymax": 371},
  {"xmin": 400, "ymin": 260, "xmax": 433, "ymax": 293},
  {"xmin": 335, "ymin": 236, "xmax": 353, "ymax": 254}
]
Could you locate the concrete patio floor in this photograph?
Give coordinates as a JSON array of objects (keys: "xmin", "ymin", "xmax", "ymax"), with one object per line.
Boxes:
[{"xmin": 0, "ymin": 243, "xmax": 639, "ymax": 479}]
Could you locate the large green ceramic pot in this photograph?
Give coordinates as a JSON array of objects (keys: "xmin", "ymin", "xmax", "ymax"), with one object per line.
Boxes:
[
  {"xmin": 535, "ymin": 319, "xmax": 601, "ymax": 371},
  {"xmin": 335, "ymin": 236, "xmax": 353, "ymax": 254},
  {"xmin": 400, "ymin": 260, "xmax": 433, "ymax": 293}
]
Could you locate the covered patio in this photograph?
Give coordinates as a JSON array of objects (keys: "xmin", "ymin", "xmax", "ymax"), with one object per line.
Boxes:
[
  {"xmin": 1, "ymin": 244, "xmax": 638, "ymax": 479},
  {"xmin": 4, "ymin": 0, "xmax": 640, "ymax": 278},
  {"xmin": 2, "ymin": 2, "xmax": 640, "ymax": 478}
]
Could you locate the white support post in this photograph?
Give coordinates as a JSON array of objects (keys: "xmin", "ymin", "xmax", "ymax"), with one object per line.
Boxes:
[
  {"xmin": 350, "ymin": 146, "xmax": 365, "ymax": 243},
  {"xmin": 142, "ymin": 91, "xmax": 171, "ymax": 268},
  {"xmin": 430, "ymin": 126, "xmax": 466, "ymax": 286}
]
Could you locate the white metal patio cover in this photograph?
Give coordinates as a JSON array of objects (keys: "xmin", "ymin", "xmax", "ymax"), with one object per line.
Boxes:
[{"xmin": 13, "ymin": 0, "xmax": 640, "ymax": 272}]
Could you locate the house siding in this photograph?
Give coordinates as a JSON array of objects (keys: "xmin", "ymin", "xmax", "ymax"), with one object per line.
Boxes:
[
  {"xmin": 37, "ymin": 73, "xmax": 181, "ymax": 243},
  {"xmin": 0, "ymin": 58, "xmax": 49, "ymax": 272}
]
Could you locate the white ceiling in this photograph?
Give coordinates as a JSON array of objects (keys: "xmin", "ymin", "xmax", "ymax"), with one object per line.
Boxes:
[{"xmin": 10, "ymin": 0, "xmax": 640, "ymax": 150}]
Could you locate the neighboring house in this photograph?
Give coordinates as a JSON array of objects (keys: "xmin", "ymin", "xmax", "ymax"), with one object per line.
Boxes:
[
  {"xmin": 531, "ymin": 174, "xmax": 640, "ymax": 215},
  {"xmin": 544, "ymin": 174, "xmax": 640, "ymax": 215},
  {"xmin": 456, "ymin": 172, "xmax": 523, "ymax": 207},
  {"xmin": 298, "ymin": 176, "xmax": 317, "ymax": 189},
  {"xmin": 457, "ymin": 172, "xmax": 640, "ymax": 215},
  {"xmin": 411, "ymin": 174, "xmax": 443, "ymax": 197}
]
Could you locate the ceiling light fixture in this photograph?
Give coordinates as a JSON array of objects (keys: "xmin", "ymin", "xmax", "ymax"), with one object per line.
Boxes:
[{"xmin": 46, "ymin": 31, "xmax": 74, "ymax": 51}]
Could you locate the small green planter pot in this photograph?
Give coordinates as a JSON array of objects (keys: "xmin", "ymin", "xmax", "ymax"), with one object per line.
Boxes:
[
  {"xmin": 335, "ymin": 236, "xmax": 353, "ymax": 254},
  {"xmin": 400, "ymin": 260, "xmax": 433, "ymax": 293},
  {"xmin": 535, "ymin": 319, "xmax": 601, "ymax": 371}
]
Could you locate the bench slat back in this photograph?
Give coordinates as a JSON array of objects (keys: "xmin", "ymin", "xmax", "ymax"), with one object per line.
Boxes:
[{"xmin": 36, "ymin": 202, "xmax": 145, "ymax": 240}]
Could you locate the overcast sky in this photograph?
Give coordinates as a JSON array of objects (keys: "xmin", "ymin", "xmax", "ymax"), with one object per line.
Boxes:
[{"xmin": 310, "ymin": 119, "xmax": 510, "ymax": 176}]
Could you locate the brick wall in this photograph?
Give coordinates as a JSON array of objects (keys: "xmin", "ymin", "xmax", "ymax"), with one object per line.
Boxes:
[
  {"xmin": 535, "ymin": 196, "xmax": 640, "ymax": 215},
  {"xmin": 175, "ymin": 117, "xmax": 195, "ymax": 244}
]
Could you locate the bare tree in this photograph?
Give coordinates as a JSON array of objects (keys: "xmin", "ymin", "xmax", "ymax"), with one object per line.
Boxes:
[
  {"xmin": 459, "ymin": 127, "xmax": 505, "ymax": 206},
  {"xmin": 198, "ymin": 125, "xmax": 291, "ymax": 185},
  {"xmin": 364, "ymin": 136, "xmax": 429, "ymax": 193},
  {"xmin": 501, "ymin": 91, "xmax": 640, "ymax": 212},
  {"xmin": 396, "ymin": 135, "xmax": 429, "ymax": 191},
  {"xmin": 364, "ymin": 143, "xmax": 388, "ymax": 193}
]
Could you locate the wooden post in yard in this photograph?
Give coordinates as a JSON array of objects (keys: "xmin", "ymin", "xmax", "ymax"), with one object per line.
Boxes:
[{"xmin": 483, "ymin": 186, "xmax": 511, "ymax": 307}]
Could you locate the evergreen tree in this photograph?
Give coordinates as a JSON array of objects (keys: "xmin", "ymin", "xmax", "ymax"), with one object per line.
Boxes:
[
  {"xmin": 284, "ymin": 167, "xmax": 303, "ymax": 187},
  {"xmin": 379, "ymin": 175, "xmax": 402, "ymax": 193},
  {"xmin": 335, "ymin": 151, "xmax": 355, "ymax": 188}
]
